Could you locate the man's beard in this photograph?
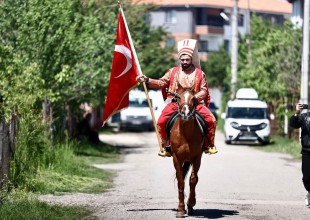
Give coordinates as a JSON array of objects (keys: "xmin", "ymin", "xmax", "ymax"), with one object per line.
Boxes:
[{"xmin": 181, "ymin": 63, "xmax": 191, "ymax": 70}]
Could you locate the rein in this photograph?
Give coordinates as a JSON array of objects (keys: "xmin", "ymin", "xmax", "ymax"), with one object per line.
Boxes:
[
  {"xmin": 167, "ymin": 90, "xmax": 196, "ymax": 120},
  {"xmin": 178, "ymin": 102, "xmax": 196, "ymax": 119}
]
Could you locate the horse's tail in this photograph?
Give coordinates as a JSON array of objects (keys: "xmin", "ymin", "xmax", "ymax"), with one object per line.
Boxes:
[{"xmin": 182, "ymin": 161, "xmax": 191, "ymax": 180}]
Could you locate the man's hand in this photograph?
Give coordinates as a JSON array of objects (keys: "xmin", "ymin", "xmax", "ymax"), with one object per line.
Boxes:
[
  {"xmin": 296, "ymin": 103, "xmax": 303, "ymax": 114},
  {"xmin": 136, "ymin": 75, "xmax": 149, "ymax": 83}
]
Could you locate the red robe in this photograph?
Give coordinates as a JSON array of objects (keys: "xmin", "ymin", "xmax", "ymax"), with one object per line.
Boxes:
[{"xmin": 147, "ymin": 65, "xmax": 216, "ymax": 147}]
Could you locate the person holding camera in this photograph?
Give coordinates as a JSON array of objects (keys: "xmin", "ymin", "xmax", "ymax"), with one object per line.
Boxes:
[{"xmin": 290, "ymin": 103, "xmax": 310, "ymax": 206}]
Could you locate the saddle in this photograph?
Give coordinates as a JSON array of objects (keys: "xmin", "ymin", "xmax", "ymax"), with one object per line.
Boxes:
[{"xmin": 164, "ymin": 111, "xmax": 208, "ymax": 147}]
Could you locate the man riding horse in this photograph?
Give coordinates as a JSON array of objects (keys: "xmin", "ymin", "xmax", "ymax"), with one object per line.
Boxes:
[{"xmin": 137, "ymin": 39, "xmax": 217, "ymax": 157}]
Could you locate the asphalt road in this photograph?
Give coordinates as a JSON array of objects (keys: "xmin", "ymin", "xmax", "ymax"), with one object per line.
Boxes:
[{"xmin": 91, "ymin": 130, "xmax": 310, "ymax": 220}]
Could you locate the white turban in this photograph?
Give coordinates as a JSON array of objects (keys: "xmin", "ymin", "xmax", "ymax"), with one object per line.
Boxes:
[{"xmin": 177, "ymin": 39, "xmax": 201, "ymax": 68}]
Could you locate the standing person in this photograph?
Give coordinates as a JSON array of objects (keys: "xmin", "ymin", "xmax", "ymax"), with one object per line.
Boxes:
[
  {"xmin": 290, "ymin": 103, "xmax": 310, "ymax": 206},
  {"xmin": 137, "ymin": 39, "xmax": 217, "ymax": 157}
]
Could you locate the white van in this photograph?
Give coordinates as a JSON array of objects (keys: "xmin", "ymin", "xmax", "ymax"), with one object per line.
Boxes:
[
  {"xmin": 108, "ymin": 89, "xmax": 158, "ymax": 131},
  {"xmin": 221, "ymin": 88, "xmax": 274, "ymax": 145}
]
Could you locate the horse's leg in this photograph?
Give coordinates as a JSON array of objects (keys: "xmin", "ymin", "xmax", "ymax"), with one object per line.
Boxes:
[
  {"xmin": 187, "ymin": 155, "xmax": 202, "ymax": 215},
  {"xmin": 173, "ymin": 156, "xmax": 186, "ymax": 218}
]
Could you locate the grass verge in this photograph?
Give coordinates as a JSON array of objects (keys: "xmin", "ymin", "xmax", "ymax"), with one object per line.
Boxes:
[
  {"xmin": 217, "ymin": 117, "xmax": 301, "ymax": 159},
  {"xmin": 0, "ymin": 192, "xmax": 91, "ymax": 220},
  {"xmin": 25, "ymin": 141, "xmax": 120, "ymax": 194},
  {"xmin": 257, "ymin": 136, "xmax": 302, "ymax": 159},
  {"xmin": 1, "ymin": 138, "xmax": 121, "ymax": 219}
]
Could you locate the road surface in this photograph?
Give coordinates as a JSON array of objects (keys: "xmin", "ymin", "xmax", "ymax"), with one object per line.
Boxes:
[
  {"xmin": 40, "ymin": 130, "xmax": 310, "ymax": 219},
  {"xmin": 93, "ymin": 130, "xmax": 309, "ymax": 219}
]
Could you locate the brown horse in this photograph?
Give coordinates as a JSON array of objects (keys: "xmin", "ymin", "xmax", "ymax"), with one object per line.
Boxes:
[{"xmin": 168, "ymin": 90, "xmax": 207, "ymax": 218}]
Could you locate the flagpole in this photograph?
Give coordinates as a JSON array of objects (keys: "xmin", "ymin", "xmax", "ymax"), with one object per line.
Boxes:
[{"xmin": 118, "ymin": 2, "xmax": 163, "ymax": 152}]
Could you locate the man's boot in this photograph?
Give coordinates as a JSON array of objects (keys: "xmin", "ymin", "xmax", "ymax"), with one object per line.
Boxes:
[
  {"xmin": 158, "ymin": 146, "xmax": 172, "ymax": 157},
  {"xmin": 204, "ymin": 145, "xmax": 218, "ymax": 154}
]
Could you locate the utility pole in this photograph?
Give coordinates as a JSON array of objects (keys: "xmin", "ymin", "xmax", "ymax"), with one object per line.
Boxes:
[
  {"xmin": 231, "ymin": 0, "xmax": 239, "ymax": 98},
  {"xmin": 247, "ymin": 0, "xmax": 252, "ymax": 66},
  {"xmin": 301, "ymin": 0, "xmax": 309, "ymax": 106}
]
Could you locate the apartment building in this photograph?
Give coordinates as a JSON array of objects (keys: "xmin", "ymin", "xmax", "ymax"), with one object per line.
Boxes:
[{"xmin": 134, "ymin": 0, "xmax": 292, "ymax": 60}]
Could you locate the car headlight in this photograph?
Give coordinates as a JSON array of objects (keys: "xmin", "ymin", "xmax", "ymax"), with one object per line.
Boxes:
[
  {"xmin": 258, "ymin": 122, "xmax": 267, "ymax": 130},
  {"xmin": 230, "ymin": 122, "xmax": 239, "ymax": 129}
]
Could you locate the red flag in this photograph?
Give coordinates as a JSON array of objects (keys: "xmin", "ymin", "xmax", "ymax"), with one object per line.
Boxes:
[{"xmin": 102, "ymin": 9, "xmax": 141, "ymax": 126}]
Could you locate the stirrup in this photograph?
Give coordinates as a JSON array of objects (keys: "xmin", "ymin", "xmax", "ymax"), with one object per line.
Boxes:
[
  {"xmin": 204, "ymin": 146, "xmax": 218, "ymax": 154},
  {"xmin": 158, "ymin": 149, "xmax": 172, "ymax": 157}
]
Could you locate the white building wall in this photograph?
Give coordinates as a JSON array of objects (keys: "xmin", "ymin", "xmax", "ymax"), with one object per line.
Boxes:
[
  {"xmin": 149, "ymin": 11, "xmax": 166, "ymax": 28},
  {"xmin": 291, "ymin": 0, "xmax": 303, "ymax": 28},
  {"xmin": 223, "ymin": 9, "xmax": 248, "ymax": 52},
  {"xmin": 200, "ymin": 34, "xmax": 224, "ymax": 51},
  {"xmin": 149, "ymin": 9, "xmax": 193, "ymax": 34}
]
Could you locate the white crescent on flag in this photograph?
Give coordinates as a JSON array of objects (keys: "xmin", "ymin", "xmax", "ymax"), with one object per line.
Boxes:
[{"xmin": 114, "ymin": 45, "xmax": 132, "ymax": 78}]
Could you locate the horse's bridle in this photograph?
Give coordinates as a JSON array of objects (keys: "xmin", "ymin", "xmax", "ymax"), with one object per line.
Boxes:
[
  {"xmin": 168, "ymin": 90, "xmax": 196, "ymax": 121},
  {"xmin": 178, "ymin": 101, "xmax": 196, "ymax": 119}
]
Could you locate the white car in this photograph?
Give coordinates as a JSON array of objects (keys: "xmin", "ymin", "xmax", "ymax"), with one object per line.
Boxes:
[
  {"xmin": 221, "ymin": 88, "xmax": 274, "ymax": 145},
  {"xmin": 108, "ymin": 89, "xmax": 156, "ymax": 131},
  {"xmin": 118, "ymin": 97, "xmax": 154, "ymax": 131}
]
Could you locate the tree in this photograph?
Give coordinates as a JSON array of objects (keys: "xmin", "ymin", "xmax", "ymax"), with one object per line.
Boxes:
[
  {"xmin": 0, "ymin": 0, "xmax": 175, "ymax": 139},
  {"xmin": 0, "ymin": 0, "xmax": 176, "ymax": 188},
  {"xmin": 201, "ymin": 46, "xmax": 230, "ymax": 89},
  {"xmin": 236, "ymin": 15, "xmax": 302, "ymax": 135},
  {"xmin": 238, "ymin": 15, "xmax": 302, "ymax": 104}
]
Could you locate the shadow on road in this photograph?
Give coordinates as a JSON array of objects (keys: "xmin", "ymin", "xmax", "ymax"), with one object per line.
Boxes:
[
  {"xmin": 190, "ymin": 209, "xmax": 239, "ymax": 218},
  {"xmin": 127, "ymin": 208, "xmax": 177, "ymax": 212},
  {"xmin": 127, "ymin": 208, "xmax": 239, "ymax": 218}
]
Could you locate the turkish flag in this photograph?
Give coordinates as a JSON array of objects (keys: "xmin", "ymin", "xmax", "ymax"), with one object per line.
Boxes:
[{"xmin": 102, "ymin": 9, "xmax": 140, "ymax": 126}]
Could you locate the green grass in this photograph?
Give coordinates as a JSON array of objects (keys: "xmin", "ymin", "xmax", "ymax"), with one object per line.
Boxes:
[
  {"xmin": 1, "ymin": 138, "xmax": 121, "ymax": 220},
  {"xmin": 217, "ymin": 117, "xmax": 302, "ymax": 159},
  {"xmin": 28, "ymin": 169, "xmax": 113, "ymax": 194},
  {"xmin": 27, "ymin": 141, "xmax": 121, "ymax": 194},
  {"xmin": 0, "ymin": 195, "xmax": 91, "ymax": 220},
  {"xmin": 256, "ymin": 136, "xmax": 302, "ymax": 159},
  {"xmin": 75, "ymin": 141, "xmax": 120, "ymax": 164},
  {"xmin": 216, "ymin": 117, "xmax": 224, "ymax": 132}
]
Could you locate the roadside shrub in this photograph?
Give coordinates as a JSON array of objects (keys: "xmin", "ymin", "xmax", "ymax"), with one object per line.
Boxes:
[{"xmin": 10, "ymin": 112, "xmax": 52, "ymax": 190}]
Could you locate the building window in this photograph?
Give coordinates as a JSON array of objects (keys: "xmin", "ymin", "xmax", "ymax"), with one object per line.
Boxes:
[
  {"xmin": 256, "ymin": 13, "xmax": 284, "ymax": 25},
  {"xmin": 166, "ymin": 10, "xmax": 177, "ymax": 23},
  {"xmin": 206, "ymin": 8, "xmax": 224, "ymax": 27},
  {"xmin": 166, "ymin": 37, "xmax": 175, "ymax": 48},
  {"xmin": 238, "ymin": 14, "xmax": 244, "ymax": 26},
  {"xmin": 200, "ymin": 40, "xmax": 209, "ymax": 52},
  {"xmin": 224, "ymin": 13, "xmax": 244, "ymax": 27},
  {"xmin": 206, "ymin": 15, "xmax": 224, "ymax": 27},
  {"xmin": 224, "ymin": 40, "xmax": 230, "ymax": 51},
  {"xmin": 197, "ymin": 8, "xmax": 206, "ymax": 25}
]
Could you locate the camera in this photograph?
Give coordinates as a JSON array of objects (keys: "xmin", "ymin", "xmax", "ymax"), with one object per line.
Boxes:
[{"xmin": 302, "ymin": 104, "xmax": 309, "ymax": 109}]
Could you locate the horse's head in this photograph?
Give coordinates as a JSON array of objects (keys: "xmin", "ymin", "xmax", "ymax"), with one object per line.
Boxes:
[{"xmin": 168, "ymin": 90, "xmax": 196, "ymax": 121}]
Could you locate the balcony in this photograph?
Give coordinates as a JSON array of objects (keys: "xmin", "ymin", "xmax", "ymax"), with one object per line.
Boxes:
[{"xmin": 195, "ymin": 25, "xmax": 224, "ymax": 35}]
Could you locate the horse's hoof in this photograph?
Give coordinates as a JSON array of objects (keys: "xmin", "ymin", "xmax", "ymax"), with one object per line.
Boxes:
[
  {"xmin": 176, "ymin": 209, "xmax": 187, "ymax": 218},
  {"xmin": 187, "ymin": 206, "xmax": 194, "ymax": 216},
  {"xmin": 176, "ymin": 211, "xmax": 186, "ymax": 218}
]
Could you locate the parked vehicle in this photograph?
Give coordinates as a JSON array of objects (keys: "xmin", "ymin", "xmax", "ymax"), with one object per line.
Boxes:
[
  {"xmin": 120, "ymin": 98, "xmax": 154, "ymax": 131},
  {"xmin": 108, "ymin": 89, "xmax": 156, "ymax": 132},
  {"xmin": 221, "ymin": 88, "xmax": 274, "ymax": 145},
  {"xmin": 209, "ymin": 100, "xmax": 218, "ymax": 121}
]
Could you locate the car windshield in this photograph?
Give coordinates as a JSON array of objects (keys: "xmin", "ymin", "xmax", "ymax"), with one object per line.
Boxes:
[
  {"xmin": 227, "ymin": 107, "xmax": 267, "ymax": 119},
  {"xmin": 129, "ymin": 99, "xmax": 150, "ymax": 108}
]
